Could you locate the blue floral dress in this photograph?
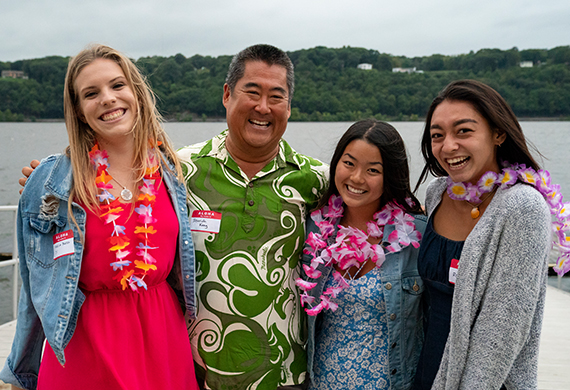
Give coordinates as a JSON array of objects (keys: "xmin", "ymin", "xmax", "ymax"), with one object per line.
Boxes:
[{"xmin": 311, "ymin": 267, "xmax": 390, "ymax": 390}]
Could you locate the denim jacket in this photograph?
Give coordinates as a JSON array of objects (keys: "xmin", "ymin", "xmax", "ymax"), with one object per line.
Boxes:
[
  {"xmin": 0, "ymin": 153, "xmax": 196, "ymax": 390},
  {"xmin": 303, "ymin": 213, "xmax": 427, "ymax": 390}
]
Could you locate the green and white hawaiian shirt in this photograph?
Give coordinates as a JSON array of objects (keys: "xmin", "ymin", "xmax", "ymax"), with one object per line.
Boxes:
[{"xmin": 178, "ymin": 130, "xmax": 328, "ymax": 390}]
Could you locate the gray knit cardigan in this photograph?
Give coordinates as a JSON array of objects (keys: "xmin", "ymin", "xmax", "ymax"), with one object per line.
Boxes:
[{"xmin": 425, "ymin": 178, "xmax": 551, "ymax": 390}]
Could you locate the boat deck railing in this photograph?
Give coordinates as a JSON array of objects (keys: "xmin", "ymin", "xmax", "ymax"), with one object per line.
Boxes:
[{"xmin": 0, "ymin": 206, "xmax": 18, "ymax": 322}]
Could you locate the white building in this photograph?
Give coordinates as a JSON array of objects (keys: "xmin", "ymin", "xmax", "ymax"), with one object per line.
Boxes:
[
  {"xmin": 520, "ymin": 61, "xmax": 533, "ymax": 68},
  {"xmin": 357, "ymin": 63, "xmax": 373, "ymax": 70},
  {"xmin": 392, "ymin": 67, "xmax": 424, "ymax": 74},
  {"xmin": 1, "ymin": 70, "xmax": 28, "ymax": 79}
]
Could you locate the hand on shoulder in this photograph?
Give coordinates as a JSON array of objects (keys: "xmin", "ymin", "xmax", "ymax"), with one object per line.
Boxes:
[{"xmin": 19, "ymin": 159, "xmax": 40, "ymax": 194}]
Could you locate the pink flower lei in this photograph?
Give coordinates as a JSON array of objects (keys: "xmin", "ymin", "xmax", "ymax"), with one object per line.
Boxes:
[
  {"xmin": 295, "ymin": 194, "xmax": 422, "ymax": 316},
  {"xmin": 446, "ymin": 163, "xmax": 570, "ymax": 275}
]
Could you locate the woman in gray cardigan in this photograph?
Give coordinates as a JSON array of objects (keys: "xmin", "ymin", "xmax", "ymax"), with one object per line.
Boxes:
[{"xmin": 412, "ymin": 80, "xmax": 552, "ymax": 390}]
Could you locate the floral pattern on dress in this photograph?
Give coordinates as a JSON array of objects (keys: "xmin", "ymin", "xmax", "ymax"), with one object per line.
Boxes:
[{"xmin": 311, "ymin": 267, "xmax": 390, "ymax": 390}]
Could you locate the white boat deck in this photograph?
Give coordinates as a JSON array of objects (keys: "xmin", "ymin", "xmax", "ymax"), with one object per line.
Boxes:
[
  {"xmin": 1, "ymin": 285, "xmax": 569, "ymax": 389},
  {"xmin": 537, "ymin": 285, "xmax": 570, "ymax": 389}
]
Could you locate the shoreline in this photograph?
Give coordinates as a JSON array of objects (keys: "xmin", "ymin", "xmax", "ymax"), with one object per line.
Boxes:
[{"xmin": 1, "ymin": 117, "xmax": 570, "ymax": 123}]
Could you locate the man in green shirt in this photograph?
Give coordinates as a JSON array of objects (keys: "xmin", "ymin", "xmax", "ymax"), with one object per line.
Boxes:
[{"xmin": 177, "ymin": 44, "xmax": 328, "ymax": 390}]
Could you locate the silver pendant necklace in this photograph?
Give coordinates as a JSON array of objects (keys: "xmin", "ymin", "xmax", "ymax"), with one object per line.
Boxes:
[{"xmin": 111, "ymin": 176, "xmax": 133, "ymax": 201}]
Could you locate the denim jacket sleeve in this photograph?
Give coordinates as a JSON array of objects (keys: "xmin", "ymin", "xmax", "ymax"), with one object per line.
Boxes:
[
  {"xmin": 0, "ymin": 202, "xmax": 46, "ymax": 389},
  {"xmin": 0, "ymin": 154, "xmax": 86, "ymax": 390}
]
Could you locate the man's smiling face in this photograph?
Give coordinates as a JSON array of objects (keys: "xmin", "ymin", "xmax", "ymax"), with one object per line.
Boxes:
[{"xmin": 223, "ymin": 60, "xmax": 291, "ymax": 160}]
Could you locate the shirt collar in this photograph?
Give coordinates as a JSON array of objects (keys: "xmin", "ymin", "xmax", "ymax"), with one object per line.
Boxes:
[{"xmin": 196, "ymin": 129, "xmax": 303, "ymax": 170}]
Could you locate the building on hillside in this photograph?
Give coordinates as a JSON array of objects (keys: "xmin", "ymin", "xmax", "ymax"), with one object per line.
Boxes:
[
  {"xmin": 392, "ymin": 67, "xmax": 424, "ymax": 74},
  {"xmin": 357, "ymin": 63, "xmax": 373, "ymax": 70},
  {"xmin": 519, "ymin": 61, "xmax": 533, "ymax": 68},
  {"xmin": 1, "ymin": 70, "xmax": 28, "ymax": 79}
]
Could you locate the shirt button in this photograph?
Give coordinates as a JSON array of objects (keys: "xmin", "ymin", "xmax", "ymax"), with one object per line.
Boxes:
[
  {"xmin": 385, "ymin": 283, "xmax": 392, "ymax": 290},
  {"xmin": 391, "ymin": 342, "xmax": 397, "ymax": 349},
  {"xmin": 248, "ymin": 182, "xmax": 254, "ymax": 188},
  {"xmin": 391, "ymin": 369, "xmax": 397, "ymax": 375},
  {"xmin": 184, "ymin": 240, "xmax": 189, "ymax": 245},
  {"xmin": 390, "ymin": 313, "xmax": 396, "ymax": 321},
  {"xmin": 248, "ymin": 200, "xmax": 254, "ymax": 206},
  {"xmin": 185, "ymin": 275, "xmax": 190, "ymax": 279}
]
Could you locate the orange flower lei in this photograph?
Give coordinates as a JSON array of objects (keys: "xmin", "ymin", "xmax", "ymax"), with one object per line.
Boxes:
[{"xmin": 89, "ymin": 142, "xmax": 161, "ymax": 291}]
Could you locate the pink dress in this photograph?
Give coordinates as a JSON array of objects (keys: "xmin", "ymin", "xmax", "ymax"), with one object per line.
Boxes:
[{"xmin": 38, "ymin": 182, "xmax": 198, "ymax": 389}]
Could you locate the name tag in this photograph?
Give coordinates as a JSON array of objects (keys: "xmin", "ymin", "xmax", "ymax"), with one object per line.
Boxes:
[
  {"xmin": 191, "ymin": 210, "xmax": 222, "ymax": 234},
  {"xmin": 53, "ymin": 230, "xmax": 74, "ymax": 260},
  {"xmin": 449, "ymin": 258, "xmax": 459, "ymax": 284}
]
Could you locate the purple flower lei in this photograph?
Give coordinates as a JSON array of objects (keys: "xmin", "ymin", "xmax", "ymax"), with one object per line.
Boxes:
[
  {"xmin": 295, "ymin": 194, "xmax": 422, "ymax": 316},
  {"xmin": 446, "ymin": 163, "xmax": 570, "ymax": 275}
]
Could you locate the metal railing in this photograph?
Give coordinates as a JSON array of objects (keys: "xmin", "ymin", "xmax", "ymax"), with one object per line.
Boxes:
[{"xmin": 0, "ymin": 205, "xmax": 18, "ymax": 321}]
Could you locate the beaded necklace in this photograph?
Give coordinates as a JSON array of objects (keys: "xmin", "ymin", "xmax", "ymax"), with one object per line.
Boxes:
[
  {"xmin": 446, "ymin": 164, "xmax": 570, "ymax": 275},
  {"xmin": 89, "ymin": 142, "xmax": 161, "ymax": 291},
  {"xmin": 296, "ymin": 194, "xmax": 422, "ymax": 316}
]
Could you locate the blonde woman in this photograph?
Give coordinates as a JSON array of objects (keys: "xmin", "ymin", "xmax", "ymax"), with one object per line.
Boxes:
[{"xmin": 0, "ymin": 45, "xmax": 198, "ymax": 390}]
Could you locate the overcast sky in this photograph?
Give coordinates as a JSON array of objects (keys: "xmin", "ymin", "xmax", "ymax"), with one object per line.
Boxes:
[{"xmin": 2, "ymin": 0, "xmax": 569, "ymax": 62}]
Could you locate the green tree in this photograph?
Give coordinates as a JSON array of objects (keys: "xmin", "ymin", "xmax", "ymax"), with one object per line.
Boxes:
[
  {"xmin": 548, "ymin": 46, "xmax": 570, "ymax": 64},
  {"xmin": 422, "ymin": 55, "xmax": 445, "ymax": 71},
  {"xmin": 2, "ymin": 45, "xmax": 570, "ymax": 121}
]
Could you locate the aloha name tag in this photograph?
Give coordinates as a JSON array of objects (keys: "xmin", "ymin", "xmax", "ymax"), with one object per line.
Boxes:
[
  {"xmin": 191, "ymin": 210, "xmax": 222, "ymax": 234},
  {"xmin": 53, "ymin": 230, "xmax": 74, "ymax": 260},
  {"xmin": 449, "ymin": 258, "xmax": 459, "ymax": 284}
]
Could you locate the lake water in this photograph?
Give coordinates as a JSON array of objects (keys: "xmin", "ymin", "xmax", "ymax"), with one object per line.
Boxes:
[{"xmin": 1, "ymin": 121, "xmax": 569, "ymax": 322}]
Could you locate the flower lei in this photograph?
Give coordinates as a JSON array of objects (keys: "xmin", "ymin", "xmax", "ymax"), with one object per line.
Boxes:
[
  {"xmin": 447, "ymin": 163, "xmax": 570, "ymax": 275},
  {"xmin": 89, "ymin": 142, "xmax": 161, "ymax": 291},
  {"xmin": 295, "ymin": 194, "xmax": 422, "ymax": 316}
]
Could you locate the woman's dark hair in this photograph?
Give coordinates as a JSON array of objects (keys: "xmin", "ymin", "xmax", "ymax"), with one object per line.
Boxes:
[
  {"xmin": 318, "ymin": 119, "xmax": 423, "ymax": 214},
  {"xmin": 415, "ymin": 79, "xmax": 541, "ymax": 190}
]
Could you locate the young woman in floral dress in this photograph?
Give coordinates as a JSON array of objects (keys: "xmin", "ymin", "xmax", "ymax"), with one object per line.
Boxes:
[{"xmin": 299, "ymin": 120, "xmax": 427, "ymax": 390}]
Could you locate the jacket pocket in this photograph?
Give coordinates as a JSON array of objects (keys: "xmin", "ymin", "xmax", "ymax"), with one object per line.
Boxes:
[
  {"xmin": 27, "ymin": 216, "xmax": 68, "ymax": 268},
  {"xmin": 401, "ymin": 276, "xmax": 424, "ymax": 296},
  {"xmin": 401, "ymin": 276, "xmax": 424, "ymax": 319}
]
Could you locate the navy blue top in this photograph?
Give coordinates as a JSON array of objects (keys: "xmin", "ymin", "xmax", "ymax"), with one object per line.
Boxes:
[{"xmin": 413, "ymin": 217, "xmax": 464, "ymax": 390}]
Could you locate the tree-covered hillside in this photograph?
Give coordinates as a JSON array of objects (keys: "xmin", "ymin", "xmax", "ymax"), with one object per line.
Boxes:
[{"xmin": 1, "ymin": 45, "xmax": 569, "ymax": 121}]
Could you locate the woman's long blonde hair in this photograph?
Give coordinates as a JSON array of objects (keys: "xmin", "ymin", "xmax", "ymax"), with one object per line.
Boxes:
[{"xmin": 64, "ymin": 44, "xmax": 183, "ymax": 215}]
